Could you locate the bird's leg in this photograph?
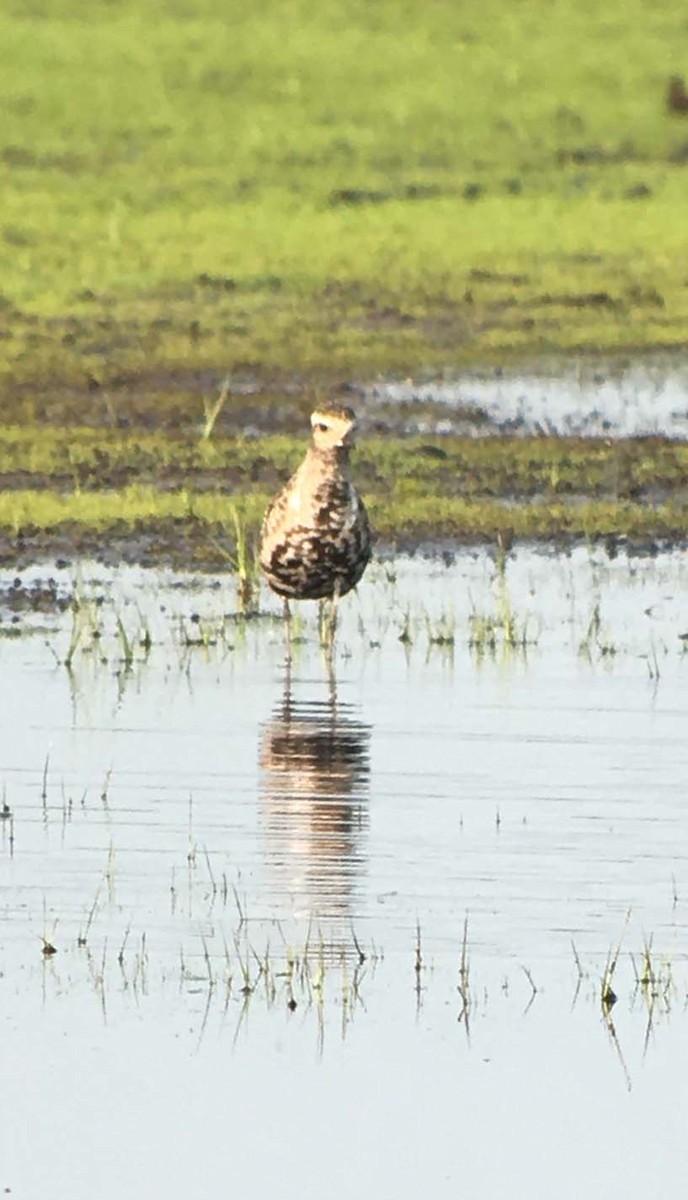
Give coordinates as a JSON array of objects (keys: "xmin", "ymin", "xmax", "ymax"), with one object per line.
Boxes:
[
  {"xmin": 329, "ymin": 579, "xmax": 341, "ymax": 641},
  {"xmin": 324, "ymin": 639, "xmax": 337, "ymax": 705},
  {"xmin": 282, "ymin": 641, "xmax": 293, "ymax": 719},
  {"xmin": 283, "ymin": 597, "xmax": 293, "ymax": 668},
  {"xmin": 317, "ymin": 599, "xmax": 327, "ymax": 649},
  {"xmin": 318, "ymin": 582, "xmax": 341, "ymax": 654},
  {"xmin": 319, "ymin": 606, "xmax": 335, "ymax": 678},
  {"xmin": 318, "ymin": 600, "xmax": 333, "ymax": 651}
]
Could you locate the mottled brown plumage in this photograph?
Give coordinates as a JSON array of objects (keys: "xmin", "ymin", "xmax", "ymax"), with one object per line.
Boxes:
[{"xmin": 259, "ymin": 406, "xmax": 371, "ymax": 603}]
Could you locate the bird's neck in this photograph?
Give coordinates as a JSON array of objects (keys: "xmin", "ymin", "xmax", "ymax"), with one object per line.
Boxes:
[{"xmin": 306, "ymin": 445, "xmax": 351, "ymax": 473}]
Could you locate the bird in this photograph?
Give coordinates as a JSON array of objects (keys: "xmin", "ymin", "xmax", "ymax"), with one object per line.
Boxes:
[{"xmin": 259, "ymin": 405, "xmax": 371, "ymax": 641}]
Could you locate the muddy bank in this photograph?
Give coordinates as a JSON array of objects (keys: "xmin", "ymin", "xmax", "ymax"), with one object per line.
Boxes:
[
  {"xmin": 1, "ymin": 355, "xmax": 687, "ymax": 571},
  {"xmin": 4, "ymin": 349, "xmax": 688, "ymax": 440},
  {"xmin": 0, "ymin": 517, "xmax": 684, "ymax": 578}
]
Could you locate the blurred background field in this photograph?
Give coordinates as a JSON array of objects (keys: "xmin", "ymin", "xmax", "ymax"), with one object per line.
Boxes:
[
  {"xmin": 1, "ymin": 0, "xmax": 688, "ymax": 389},
  {"xmin": 1, "ymin": 0, "xmax": 687, "ymax": 554}
]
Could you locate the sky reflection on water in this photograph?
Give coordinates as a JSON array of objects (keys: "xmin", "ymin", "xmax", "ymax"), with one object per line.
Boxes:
[{"xmin": 1, "ymin": 547, "xmax": 688, "ymax": 1198}]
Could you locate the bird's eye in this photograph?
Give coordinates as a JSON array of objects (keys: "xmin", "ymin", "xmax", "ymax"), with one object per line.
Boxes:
[{"xmin": 314, "ymin": 422, "xmax": 328, "ymax": 432}]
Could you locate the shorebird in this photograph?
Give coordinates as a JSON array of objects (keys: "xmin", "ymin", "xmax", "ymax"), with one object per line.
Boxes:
[{"xmin": 259, "ymin": 405, "xmax": 371, "ymax": 640}]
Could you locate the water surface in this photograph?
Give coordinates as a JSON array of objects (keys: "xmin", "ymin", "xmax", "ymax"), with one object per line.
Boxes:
[
  {"xmin": 368, "ymin": 357, "xmax": 688, "ymax": 437},
  {"xmin": 1, "ymin": 547, "xmax": 687, "ymax": 1197}
]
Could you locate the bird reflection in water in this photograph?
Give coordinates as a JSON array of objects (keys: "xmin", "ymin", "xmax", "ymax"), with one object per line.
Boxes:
[{"xmin": 259, "ymin": 675, "xmax": 371, "ymax": 924}]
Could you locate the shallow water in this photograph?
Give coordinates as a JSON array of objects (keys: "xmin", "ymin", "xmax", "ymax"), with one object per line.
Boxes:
[
  {"xmin": 1, "ymin": 547, "xmax": 688, "ymax": 1197},
  {"xmin": 369, "ymin": 357, "xmax": 688, "ymax": 437}
]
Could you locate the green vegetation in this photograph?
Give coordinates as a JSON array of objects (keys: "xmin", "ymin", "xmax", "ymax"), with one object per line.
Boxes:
[
  {"xmin": 3, "ymin": 423, "xmax": 688, "ymax": 496},
  {"xmin": 0, "ymin": 426, "xmax": 686, "ymax": 563},
  {"xmin": 1, "ymin": 0, "xmax": 688, "ymax": 397},
  {"xmin": 2, "ymin": 1, "xmax": 688, "ymax": 559}
]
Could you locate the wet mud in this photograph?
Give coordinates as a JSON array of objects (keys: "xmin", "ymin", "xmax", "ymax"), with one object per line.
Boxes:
[{"xmin": 1, "ymin": 353, "xmax": 687, "ymax": 569}]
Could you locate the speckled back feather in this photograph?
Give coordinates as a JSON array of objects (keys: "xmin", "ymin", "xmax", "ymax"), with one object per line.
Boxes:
[{"xmin": 259, "ymin": 408, "xmax": 371, "ymax": 601}]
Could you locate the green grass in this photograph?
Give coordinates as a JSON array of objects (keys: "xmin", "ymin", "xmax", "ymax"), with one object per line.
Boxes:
[
  {"xmin": 0, "ymin": 428, "xmax": 686, "ymax": 560},
  {"xmin": 1, "ymin": 424, "xmax": 688, "ymax": 498},
  {"xmin": 1, "ymin": 424, "xmax": 686, "ymax": 494},
  {"xmin": 2, "ymin": 0, "xmax": 688, "ymax": 559},
  {"xmin": 2, "ymin": 0, "xmax": 688, "ymax": 391},
  {"xmin": 0, "ymin": 483, "xmax": 684, "ymax": 548}
]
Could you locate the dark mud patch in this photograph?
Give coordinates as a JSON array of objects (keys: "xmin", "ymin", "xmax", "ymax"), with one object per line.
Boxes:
[
  {"xmin": 0, "ymin": 573, "xmax": 73, "ymax": 632},
  {"xmin": 1, "ymin": 516, "xmax": 685, "ymax": 578},
  {"xmin": 7, "ymin": 348, "xmax": 688, "ymax": 443},
  {"xmin": 3, "ymin": 519, "xmax": 234, "ymax": 574},
  {"xmin": 0, "ymin": 459, "xmax": 288, "ymax": 496},
  {"xmin": 327, "ymin": 182, "xmax": 451, "ymax": 207},
  {"xmin": 1, "ymin": 369, "xmax": 314, "ymax": 435}
]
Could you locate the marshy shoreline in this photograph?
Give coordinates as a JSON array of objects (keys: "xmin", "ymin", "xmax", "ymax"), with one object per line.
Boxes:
[{"xmin": 1, "ymin": 351, "xmax": 688, "ymax": 571}]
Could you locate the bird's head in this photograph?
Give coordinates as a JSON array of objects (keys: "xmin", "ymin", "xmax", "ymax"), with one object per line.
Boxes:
[{"xmin": 309, "ymin": 406, "xmax": 358, "ymax": 452}]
